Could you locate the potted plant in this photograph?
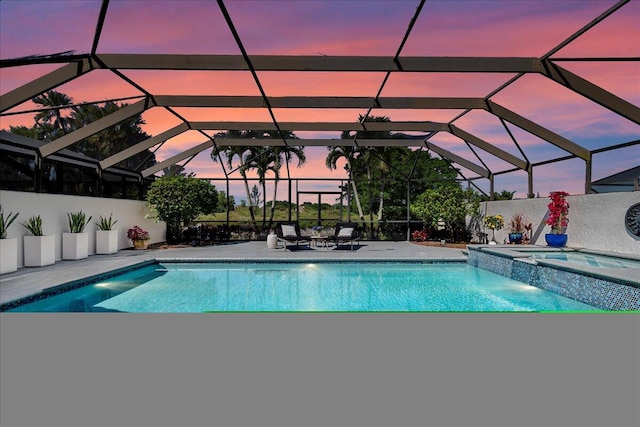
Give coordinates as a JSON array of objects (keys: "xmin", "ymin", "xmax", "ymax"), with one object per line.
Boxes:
[
  {"xmin": 63, "ymin": 210, "xmax": 92, "ymax": 260},
  {"xmin": 0, "ymin": 207, "xmax": 19, "ymax": 274},
  {"xmin": 508, "ymin": 212, "xmax": 531, "ymax": 244},
  {"xmin": 96, "ymin": 213, "xmax": 118, "ymax": 254},
  {"xmin": 127, "ymin": 225, "xmax": 150, "ymax": 250},
  {"xmin": 22, "ymin": 215, "xmax": 56, "ymax": 267},
  {"xmin": 545, "ymin": 191, "xmax": 570, "ymax": 247},
  {"xmin": 411, "ymin": 228, "xmax": 428, "ymax": 242},
  {"xmin": 483, "ymin": 214, "xmax": 504, "ymax": 244}
]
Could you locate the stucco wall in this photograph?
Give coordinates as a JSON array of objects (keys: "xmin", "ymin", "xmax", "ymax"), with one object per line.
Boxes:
[
  {"xmin": 479, "ymin": 191, "xmax": 640, "ymax": 255},
  {"xmin": 1, "ymin": 190, "xmax": 166, "ymax": 268}
]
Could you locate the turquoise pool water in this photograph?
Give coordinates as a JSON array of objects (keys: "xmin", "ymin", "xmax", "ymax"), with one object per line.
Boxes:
[{"xmin": 5, "ymin": 262, "xmax": 599, "ymax": 312}]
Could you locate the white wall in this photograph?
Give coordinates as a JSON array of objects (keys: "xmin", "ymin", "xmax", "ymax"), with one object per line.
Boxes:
[
  {"xmin": 1, "ymin": 190, "xmax": 166, "ymax": 268},
  {"xmin": 479, "ymin": 191, "xmax": 640, "ymax": 255}
]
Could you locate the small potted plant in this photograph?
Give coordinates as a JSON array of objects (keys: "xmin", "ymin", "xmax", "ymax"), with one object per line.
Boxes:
[
  {"xmin": 483, "ymin": 214, "xmax": 504, "ymax": 244},
  {"xmin": 545, "ymin": 191, "xmax": 570, "ymax": 247},
  {"xmin": 96, "ymin": 213, "xmax": 119, "ymax": 254},
  {"xmin": 508, "ymin": 212, "xmax": 531, "ymax": 244},
  {"xmin": 22, "ymin": 215, "xmax": 56, "ymax": 267},
  {"xmin": 0, "ymin": 207, "xmax": 19, "ymax": 274},
  {"xmin": 411, "ymin": 228, "xmax": 428, "ymax": 242},
  {"xmin": 127, "ymin": 225, "xmax": 150, "ymax": 250},
  {"xmin": 63, "ymin": 210, "xmax": 92, "ymax": 260}
]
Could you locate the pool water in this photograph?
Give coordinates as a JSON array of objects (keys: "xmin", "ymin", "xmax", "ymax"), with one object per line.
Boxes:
[
  {"xmin": 527, "ymin": 252, "xmax": 640, "ymax": 269},
  {"xmin": 6, "ymin": 262, "xmax": 600, "ymax": 312}
]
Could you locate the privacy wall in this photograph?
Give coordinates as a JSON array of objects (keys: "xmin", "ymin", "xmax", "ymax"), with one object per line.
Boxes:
[
  {"xmin": 481, "ymin": 191, "xmax": 640, "ymax": 255},
  {"xmin": 1, "ymin": 190, "xmax": 166, "ymax": 268}
]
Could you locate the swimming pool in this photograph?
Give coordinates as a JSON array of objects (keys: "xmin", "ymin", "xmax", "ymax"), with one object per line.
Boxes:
[{"xmin": 4, "ymin": 261, "xmax": 599, "ymax": 312}]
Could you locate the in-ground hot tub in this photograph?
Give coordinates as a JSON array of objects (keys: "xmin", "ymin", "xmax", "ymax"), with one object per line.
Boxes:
[{"xmin": 467, "ymin": 246, "xmax": 640, "ymax": 311}]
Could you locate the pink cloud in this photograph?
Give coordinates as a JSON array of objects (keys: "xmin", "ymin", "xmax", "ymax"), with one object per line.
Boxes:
[{"xmin": 1, "ymin": 0, "xmax": 636, "ymax": 201}]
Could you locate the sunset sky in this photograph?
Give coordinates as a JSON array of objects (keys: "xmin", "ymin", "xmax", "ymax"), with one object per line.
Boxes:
[{"xmin": 1, "ymin": 0, "xmax": 638, "ymax": 202}]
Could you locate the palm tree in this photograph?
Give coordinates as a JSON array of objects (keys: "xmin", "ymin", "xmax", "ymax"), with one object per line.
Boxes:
[
  {"xmin": 267, "ymin": 143, "xmax": 306, "ymax": 230},
  {"xmin": 212, "ymin": 130, "xmax": 305, "ymax": 233},
  {"xmin": 325, "ymin": 144, "xmax": 365, "ymax": 223},
  {"xmin": 211, "ymin": 138, "xmax": 258, "ymax": 231},
  {"xmin": 32, "ymin": 90, "xmax": 73, "ymax": 138},
  {"xmin": 245, "ymin": 146, "xmax": 275, "ymax": 232}
]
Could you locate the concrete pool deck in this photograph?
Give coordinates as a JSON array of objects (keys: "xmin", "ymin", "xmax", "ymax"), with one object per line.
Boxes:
[{"xmin": 0, "ymin": 241, "xmax": 467, "ymax": 306}]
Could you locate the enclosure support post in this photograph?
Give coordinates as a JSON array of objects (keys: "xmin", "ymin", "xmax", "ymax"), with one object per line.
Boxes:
[{"xmin": 585, "ymin": 158, "xmax": 592, "ymax": 194}]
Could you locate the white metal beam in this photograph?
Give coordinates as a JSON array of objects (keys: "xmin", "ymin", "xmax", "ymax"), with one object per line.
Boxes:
[
  {"xmin": 485, "ymin": 101, "xmax": 591, "ymax": 160},
  {"xmin": 141, "ymin": 140, "xmax": 214, "ymax": 177},
  {"xmin": 424, "ymin": 141, "xmax": 490, "ymax": 178},
  {"xmin": 39, "ymin": 99, "xmax": 147, "ymax": 157},
  {"xmin": 95, "ymin": 54, "xmax": 541, "ymax": 73},
  {"xmin": 99, "ymin": 123, "xmax": 189, "ymax": 169},
  {"xmin": 0, "ymin": 60, "xmax": 93, "ymax": 112}
]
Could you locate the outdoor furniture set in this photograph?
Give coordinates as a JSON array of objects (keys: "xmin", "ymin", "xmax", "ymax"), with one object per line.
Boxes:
[{"xmin": 275, "ymin": 222, "xmax": 361, "ymax": 251}]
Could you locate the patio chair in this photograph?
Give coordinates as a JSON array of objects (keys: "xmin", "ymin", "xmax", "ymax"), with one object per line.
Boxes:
[
  {"xmin": 275, "ymin": 222, "xmax": 311, "ymax": 250},
  {"xmin": 328, "ymin": 222, "xmax": 361, "ymax": 250}
]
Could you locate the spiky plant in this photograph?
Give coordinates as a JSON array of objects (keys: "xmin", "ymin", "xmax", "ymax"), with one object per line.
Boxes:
[
  {"xmin": 0, "ymin": 206, "xmax": 19, "ymax": 239},
  {"xmin": 67, "ymin": 211, "xmax": 92, "ymax": 233},
  {"xmin": 96, "ymin": 213, "xmax": 118, "ymax": 231},
  {"xmin": 22, "ymin": 215, "xmax": 43, "ymax": 236}
]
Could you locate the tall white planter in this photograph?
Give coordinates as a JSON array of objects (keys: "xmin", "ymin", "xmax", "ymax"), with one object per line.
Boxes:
[
  {"xmin": 0, "ymin": 238, "xmax": 18, "ymax": 274},
  {"xmin": 96, "ymin": 230, "xmax": 118, "ymax": 254},
  {"xmin": 63, "ymin": 232, "xmax": 89, "ymax": 260},
  {"xmin": 24, "ymin": 235, "xmax": 56, "ymax": 267}
]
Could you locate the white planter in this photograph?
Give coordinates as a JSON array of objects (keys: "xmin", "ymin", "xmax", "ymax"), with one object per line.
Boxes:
[
  {"xmin": 267, "ymin": 233, "xmax": 278, "ymax": 249},
  {"xmin": 0, "ymin": 238, "xmax": 18, "ymax": 274},
  {"xmin": 24, "ymin": 235, "xmax": 56, "ymax": 267},
  {"xmin": 63, "ymin": 232, "xmax": 89, "ymax": 260},
  {"xmin": 96, "ymin": 229, "xmax": 118, "ymax": 254}
]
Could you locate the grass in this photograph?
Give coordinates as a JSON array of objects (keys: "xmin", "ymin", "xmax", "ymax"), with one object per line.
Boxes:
[{"xmin": 197, "ymin": 204, "xmax": 357, "ymax": 229}]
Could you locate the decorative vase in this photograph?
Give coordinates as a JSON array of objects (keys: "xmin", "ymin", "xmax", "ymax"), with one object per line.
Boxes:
[
  {"xmin": 508, "ymin": 232, "xmax": 523, "ymax": 244},
  {"xmin": 24, "ymin": 235, "xmax": 56, "ymax": 267},
  {"xmin": 133, "ymin": 239, "xmax": 149, "ymax": 250},
  {"xmin": 96, "ymin": 230, "xmax": 118, "ymax": 254},
  {"xmin": 545, "ymin": 233, "xmax": 567, "ymax": 248},
  {"xmin": 1, "ymin": 238, "xmax": 18, "ymax": 274},
  {"xmin": 63, "ymin": 232, "xmax": 89, "ymax": 260},
  {"xmin": 267, "ymin": 233, "xmax": 278, "ymax": 249}
]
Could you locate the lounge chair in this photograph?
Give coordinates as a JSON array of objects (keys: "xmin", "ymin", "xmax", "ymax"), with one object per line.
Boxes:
[
  {"xmin": 328, "ymin": 222, "xmax": 361, "ymax": 250},
  {"xmin": 275, "ymin": 222, "xmax": 311, "ymax": 250}
]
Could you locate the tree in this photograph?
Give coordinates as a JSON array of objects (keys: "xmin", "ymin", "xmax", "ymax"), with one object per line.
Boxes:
[
  {"xmin": 146, "ymin": 176, "xmax": 218, "ymax": 243},
  {"xmin": 410, "ymin": 184, "xmax": 480, "ymax": 241},
  {"xmin": 266, "ymin": 143, "xmax": 305, "ymax": 231},
  {"xmin": 211, "ymin": 141, "xmax": 258, "ymax": 230},
  {"xmin": 217, "ymin": 191, "xmax": 235, "ymax": 212},
  {"xmin": 212, "ymin": 129, "xmax": 305, "ymax": 232},
  {"xmin": 245, "ymin": 146, "xmax": 275, "ymax": 231},
  {"xmin": 32, "ymin": 91, "xmax": 73, "ymax": 137},
  {"xmin": 479, "ymin": 190, "xmax": 515, "ymax": 201},
  {"xmin": 325, "ymin": 144, "xmax": 365, "ymax": 223},
  {"xmin": 9, "ymin": 90, "xmax": 157, "ymax": 175},
  {"xmin": 250, "ymin": 184, "xmax": 261, "ymax": 209},
  {"xmin": 327, "ymin": 115, "xmax": 460, "ymax": 234}
]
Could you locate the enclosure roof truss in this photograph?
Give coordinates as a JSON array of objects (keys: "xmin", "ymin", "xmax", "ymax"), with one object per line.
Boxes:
[{"xmin": 0, "ymin": 0, "xmax": 637, "ymax": 195}]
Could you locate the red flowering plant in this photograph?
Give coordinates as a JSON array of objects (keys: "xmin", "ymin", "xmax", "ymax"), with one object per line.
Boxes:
[
  {"xmin": 546, "ymin": 191, "xmax": 569, "ymax": 234},
  {"xmin": 127, "ymin": 225, "xmax": 150, "ymax": 241},
  {"xmin": 411, "ymin": 229, "xmax": 428, "ymax": 242}
]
